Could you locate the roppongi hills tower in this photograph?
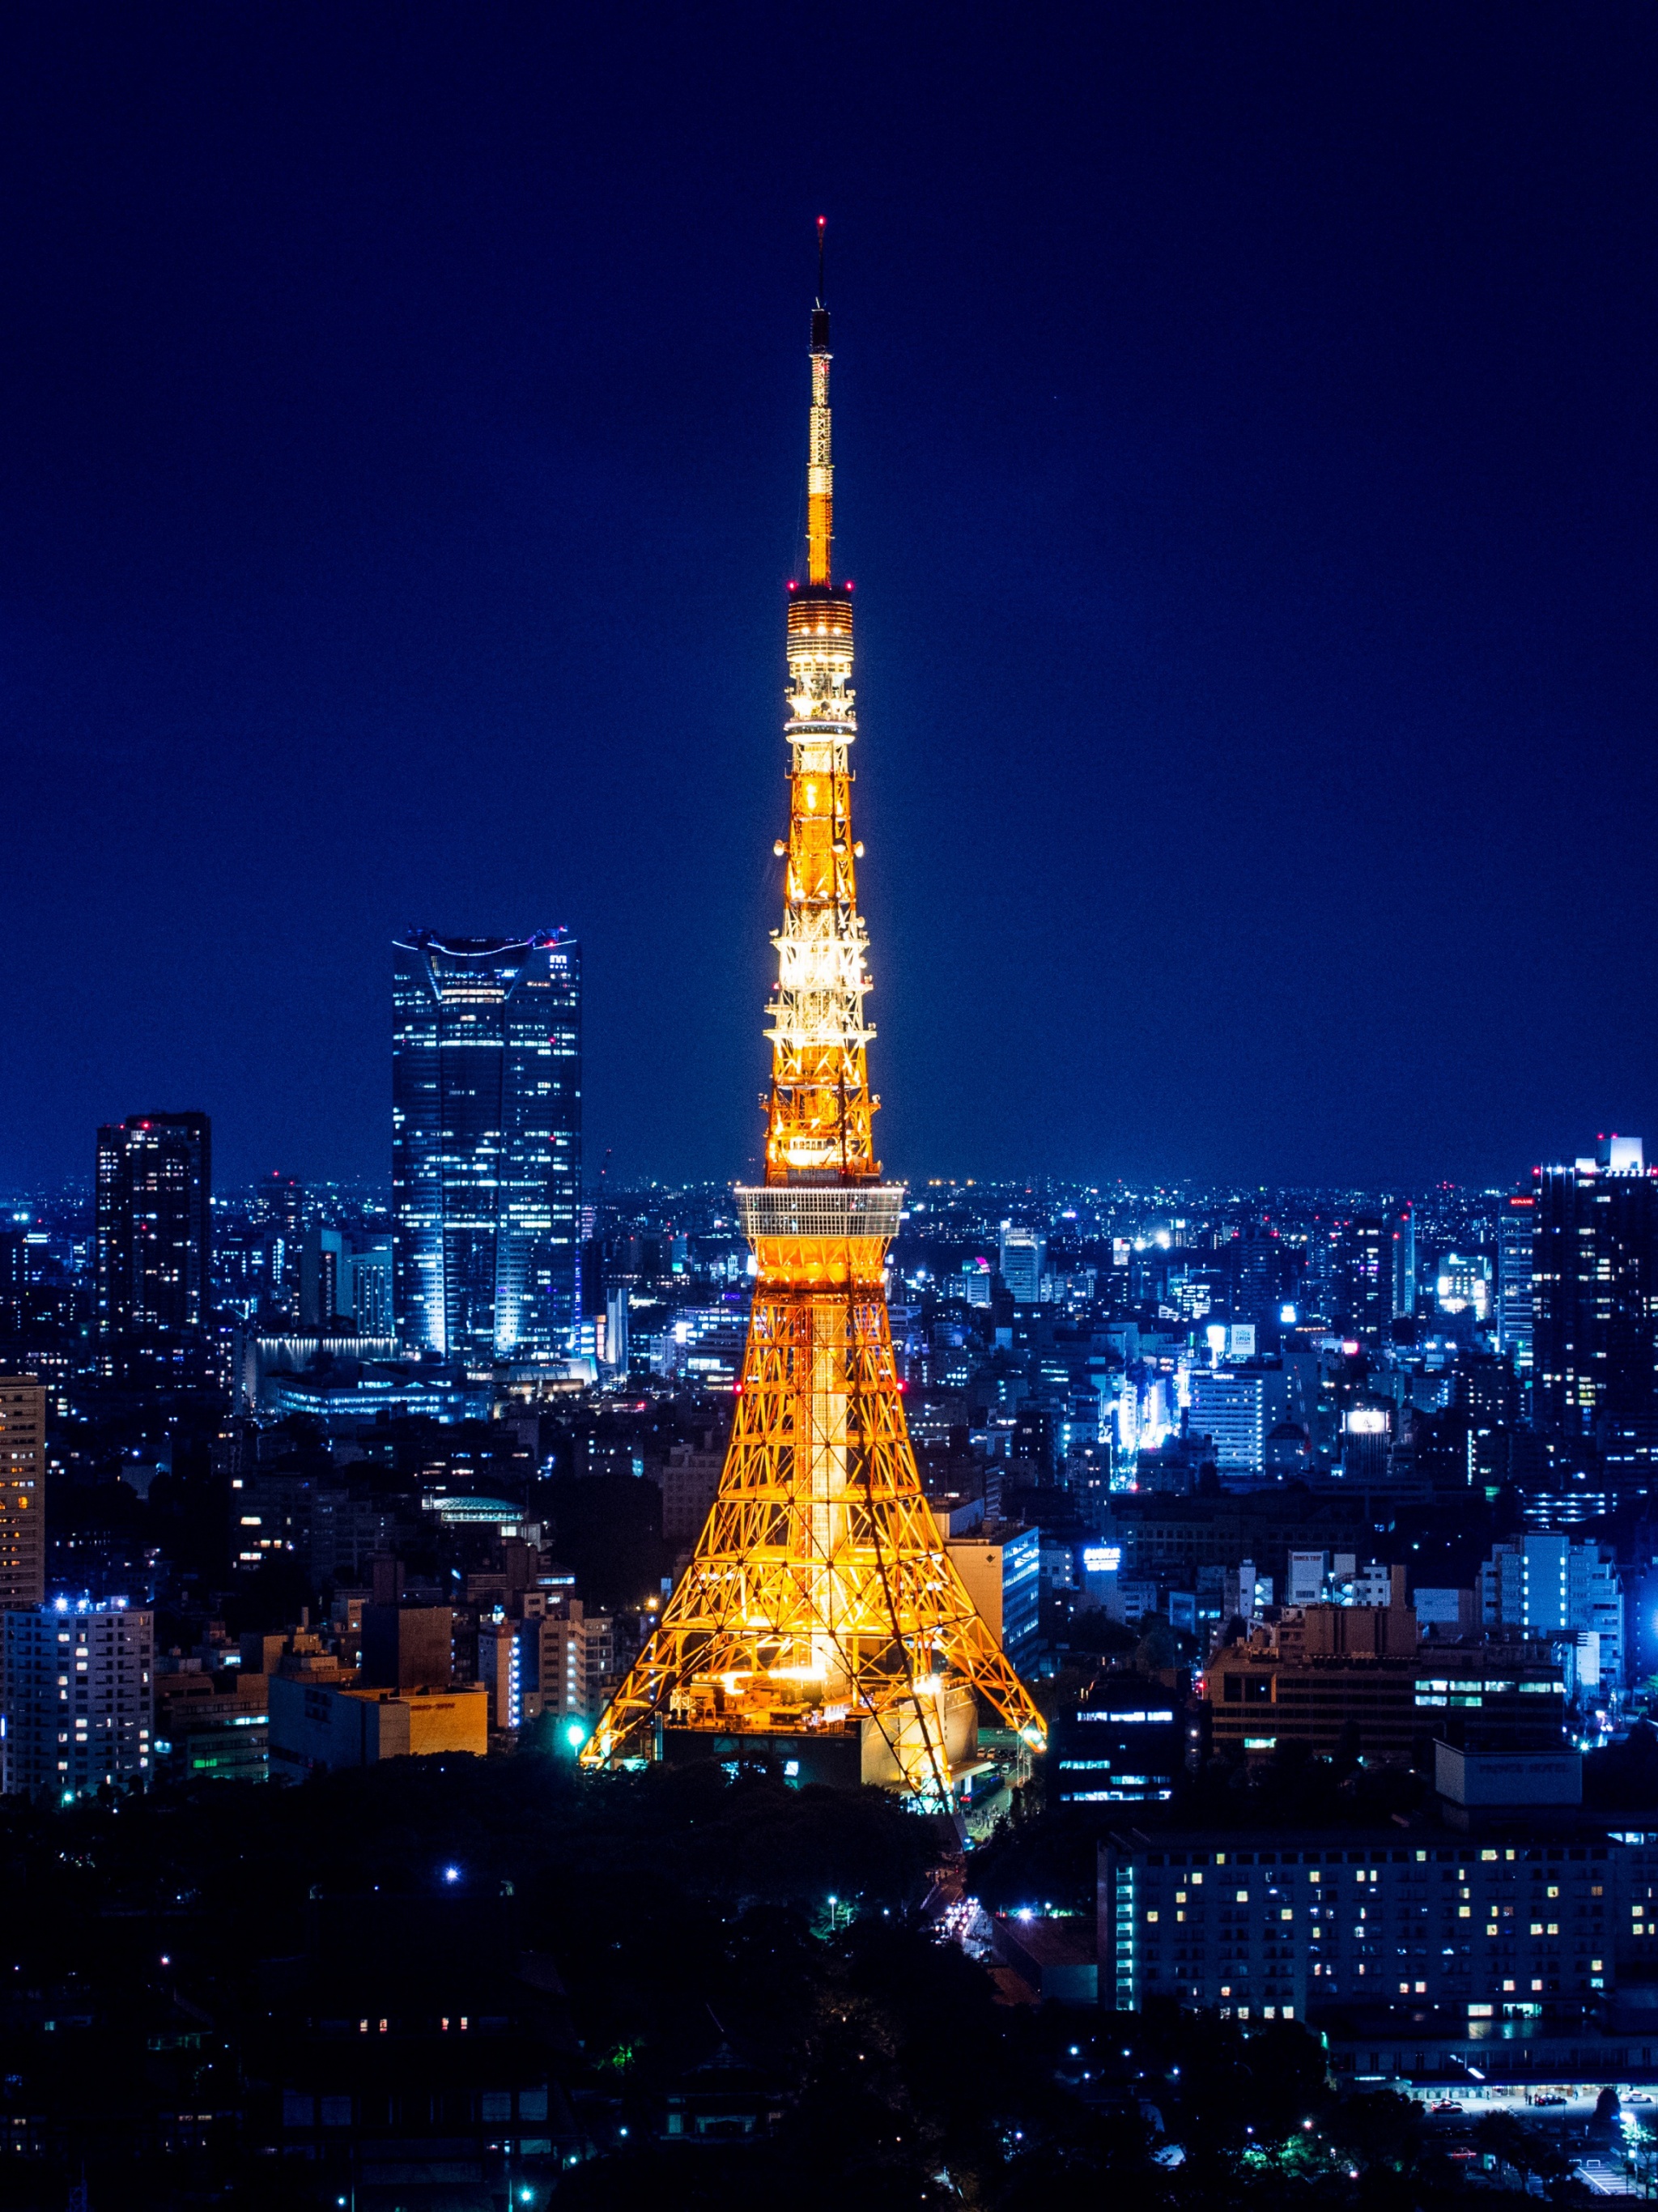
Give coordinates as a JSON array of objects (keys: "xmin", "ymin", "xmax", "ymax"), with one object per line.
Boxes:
[{"xmin": 585, "ymin": 240, "xmax": 1045, "ymax": 1802}]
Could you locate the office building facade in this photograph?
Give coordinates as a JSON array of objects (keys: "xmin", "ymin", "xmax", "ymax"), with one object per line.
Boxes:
[
  {"xmin": 998, "ymin": 1223, "xmax": 1046, "ymax": 1304},
  {"xmin": 1337, "ymin": 1217, "xmax": 1389, "ymax": 1339},
  {"xmin": 946, "ymin": 1525, "xmax": 1040, "ymax": 1674},
  {"xmin": 300, "ymin": 1227, "xmax": 394, "ymax": 1335},
  {"xmin": 1049, "ymin": 1678, "xmax": 1183, "ymax": 1806},
  {"xmin": 1188, "ymin": 1370, "xmax": 1268, "ymax": 1475},
  {"xmin": 1532, "ymin": 1139, "xmax": 1658, "ymax": 1465},
  {"xmin": 1390, "ymin": 1205, "xmax": 1417, "ymax": 1322},
  {"xmin": 1498, "ymin": 1190, "xmax": 1537, "ymax": 1376},
  {"xmin": 1205, "ymin": 1623, "xmax": 1566, "ymax": 1763},
  {"xmin": 392, "ymin": 931, "xmax": 580, "ymax": 1363},
  {"xmin": 95, "ymin": 1112, "xmax": 212, "ymax": 1341}
]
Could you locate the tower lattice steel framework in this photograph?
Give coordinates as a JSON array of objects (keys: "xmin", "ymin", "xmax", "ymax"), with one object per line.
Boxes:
[{"xmin": 584, "ymin": 232, "xmax": 1045, "ymax": 1800}]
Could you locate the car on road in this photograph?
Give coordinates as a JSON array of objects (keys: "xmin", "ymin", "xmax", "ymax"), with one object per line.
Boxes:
[
  {"xmin": 1431, "ymin": 2101, "xmax": 1465, "ymax": 2115},
  {"xmin": 1533, "ymin": 2095, "xmax": 1569, "ymax": 2108},
  {"xmin": 1628, "ymin": 2092, "xmax": 1653, "ymax": 2105}
]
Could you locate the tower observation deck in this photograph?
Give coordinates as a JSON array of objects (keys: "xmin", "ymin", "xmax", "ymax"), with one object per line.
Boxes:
[{"xmin": 583, "ymin": 233, "xmax": 1045, "ymax": 1802}]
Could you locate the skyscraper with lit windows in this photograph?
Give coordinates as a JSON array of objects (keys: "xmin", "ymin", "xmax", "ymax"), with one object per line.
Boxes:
[
  {"xmin": 1532, "ymin": 1137, "xmax": 1657, "ymax": 1470},
  {"xmin": 94, "ymin": 1112, "xmax": 212, "ymax": 1344},
  {"xmin": 1497, "ymin": 1189, "xmax": 1536, "ymax": 1376},
  {"xmin": 392, "ymin": 931, "xmax": 580, "ymax": 1363},
  {"xmin": 1337, "ymin": 1215, "xmax": 1388, "ymax": 1340}
]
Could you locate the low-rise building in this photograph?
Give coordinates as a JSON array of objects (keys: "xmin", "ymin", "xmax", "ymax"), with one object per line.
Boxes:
[
  {"xmin": 1099, "ymin": 1807, "xmax": 1646, "ymax": 2024},
  {"xmin": 1048, "ymin": 1673, "xmax": 1185, "ymax": 1807},
  {"xmin": 269, "ymin": 1676, "xmax": 487, "ymax": 1779},
  {"xmin": 248, "ymin": 1890, "xmax": 580, "ymax": 2193},
  {"xmin": 154, "ymin": 1664, "xmax": 270, "ymax": 1783},
  {"xmin": 1205, "ymin": 1610, "xmax": 1567, "ymax": 1765}
]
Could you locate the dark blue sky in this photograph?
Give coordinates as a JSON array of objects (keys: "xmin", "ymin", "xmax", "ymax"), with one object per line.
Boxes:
[{"xmin": 2, "ymin": 4, "xmax": 1655, "ymax": 1194}]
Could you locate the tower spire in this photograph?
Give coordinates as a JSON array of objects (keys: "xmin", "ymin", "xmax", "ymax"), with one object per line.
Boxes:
[
  {"xmin": 807, "ymin": 220, "xmax": 833, "ymax": 589},
  {"xmin": 582, "ymin": 263, "xmax": 1045, "ymax": 1804},
  {"xmin": 764, "ymin": 233, "xmax": 869, "ymax": 1185}
]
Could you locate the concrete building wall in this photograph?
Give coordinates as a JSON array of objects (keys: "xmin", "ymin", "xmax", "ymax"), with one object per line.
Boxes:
[{"xmin": 269, "ymin": 1675, "xmax": 486, "ymax": 1777}]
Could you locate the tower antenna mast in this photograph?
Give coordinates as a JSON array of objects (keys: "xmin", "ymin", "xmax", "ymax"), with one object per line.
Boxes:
[{"xmin": 583, "ymin": 236, "xmax": 1045, "ymax": 1805}]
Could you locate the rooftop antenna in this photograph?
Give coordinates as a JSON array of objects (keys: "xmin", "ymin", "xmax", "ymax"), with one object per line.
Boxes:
[{"xmin": 816, "ymin": 215, "xmax": 826, "ymax": 307}]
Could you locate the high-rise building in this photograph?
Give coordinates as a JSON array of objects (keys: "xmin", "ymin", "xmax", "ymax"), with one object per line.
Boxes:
[
  {"xmin": 0, "ymin": 1375, "xmax": 45, "ymax": 1793},
  {"xmin": 94, "ymin": 1112, "xmax": 212, "ymax": 1342},
  {"xmin": 392, "ymin": 931, "xmax": 581, "ymax": 1363},
  {"xmin": 1230, "ymin": 1224, "xmax": 1286, "ymax": 1330},
  {"xmin": 300, "ymin": 1227, "xmax": 394, "ymax": 1334},
  {"xmin": 1048, "ymin": 1676, "xmax": 1183, "ymax": 1807},
  {"xmin": 0, "ymin": 1376, "xmax": 45, "ymax": 1610},
  {"xmin": 3, "ymin": 1597, "xmax": 153, "ymax": 1800},
  {"xmin": 1336, "ymin": 1216, "xmax": 1388, "ymax": 1339},
  {"xmin": 538, "ymin": 1600, "xmax": 615, "ymax": 1726},
  {"xmin": 1188, "ymin": 1369, "xmax": 1268, "ymax": 1475},
  {"xmin": 998, "ymin": 1223, "xmax": 1046, "ymax": 1304},
  {"xmin": 1389, "ymin": 1204, "xmax": 1416, "ymax": 1321},
  {"xmin": 351, "ymin": 1240, "xmax": 393, "ymax": 1336},
  {"xmin": 1532, "ymin": 1138, "xmax": 1658, "ymax": 1467},
  {"xmin": 1497, "ymin": 1189, "xmax": 1537, "ymax": 1375},
  {"xmin": 1100, "ymin": 1810, "xmax": 1636, "ymax": 2025},
  {"xmin": 360, "ymin": 1602, "xmax": 453, "ymax": 1691},
  {"xmin": 261, "ymin": 1171, "xmax": 305, "ymax": 1319}
]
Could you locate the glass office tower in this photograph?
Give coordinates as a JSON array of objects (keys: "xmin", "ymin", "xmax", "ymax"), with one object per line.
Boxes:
[
  {"xmin": 1497, "ymin": 1189, "xmax": 1536, "ymax": 1376},
  {"xmin": 392, "ymin": 930, "xmax": 580, "ymax": 1363},
  {"xmin": 1532, "ymin": 1138, "xmax": 1657, "ymax": 1469},
  {"xmin": 95, "ymin": 1111, "xmax": 212, "ymax": 1341}
]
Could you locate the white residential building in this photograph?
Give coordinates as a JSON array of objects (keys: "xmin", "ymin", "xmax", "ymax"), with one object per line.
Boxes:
[
  {"xmin": 1188, "ymin": 1371, "xmax": 1268, "ymax": 1474},
  {"xmin": 3, "ymin": 1597, "xmax": 153, "ymax": 1800},
  {"xmin": 1479, "ymin": 1534, "xmax": 1624, "ymax": 1688}
]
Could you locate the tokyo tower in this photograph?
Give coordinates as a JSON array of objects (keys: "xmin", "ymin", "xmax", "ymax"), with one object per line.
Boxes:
[{"xmin": 583, "ymin": 230, "xmax": 1045, "ymax": 1802}]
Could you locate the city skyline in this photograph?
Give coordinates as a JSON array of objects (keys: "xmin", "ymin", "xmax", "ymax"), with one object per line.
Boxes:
[
  {"xmin": 3, "ymin": 11, "xmax": 1656, "ymax": 1194},
  {"xmin": 12, "ymin": 15, "xmax": 1658, "ymax": 2197}
]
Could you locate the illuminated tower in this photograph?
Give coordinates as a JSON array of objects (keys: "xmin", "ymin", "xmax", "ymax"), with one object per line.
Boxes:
[{"xmin": 585, "ymin": 235, "xmax": 1044, "ymax": 1801}]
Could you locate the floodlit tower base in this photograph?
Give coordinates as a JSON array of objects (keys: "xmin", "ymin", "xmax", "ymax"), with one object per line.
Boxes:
[
  {"xmin": 585, "ymin": 1189, "xmax": 1042, "ymax": 1805},
  {"xmin": 657, "ymin": 1681, "xmax": 977, "ymax": 1793}
]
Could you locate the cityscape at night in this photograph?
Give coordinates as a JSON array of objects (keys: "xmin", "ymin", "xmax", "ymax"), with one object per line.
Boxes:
[{"xmin": 5, "ymin": 7, "xmax": 1658, "ymax": 2210}]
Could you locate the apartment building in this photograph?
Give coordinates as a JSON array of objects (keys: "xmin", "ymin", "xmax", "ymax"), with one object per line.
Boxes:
[{"xmin": 1100, "ymin": 1819, "xmax": 1646, "ymax": 2022}]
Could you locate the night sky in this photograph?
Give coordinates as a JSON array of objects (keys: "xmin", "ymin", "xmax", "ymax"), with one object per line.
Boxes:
[{"xmin": 3, "ymin": 5, "xmax": 1656, "ymax": 1195}]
